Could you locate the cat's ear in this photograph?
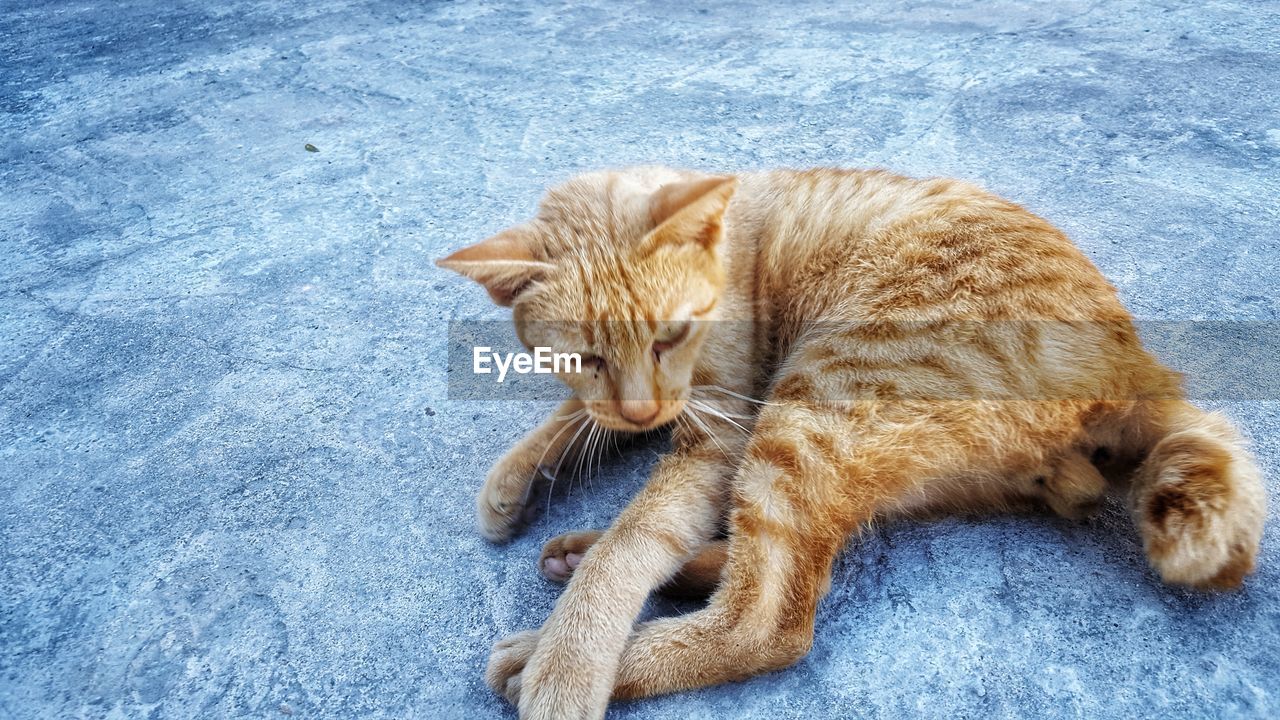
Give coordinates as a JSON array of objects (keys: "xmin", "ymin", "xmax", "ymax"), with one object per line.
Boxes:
[
  {"xmin": 642, "ymin": 175, "xmax": 738, "ymax": 255},
  {"xmin": 435, "ymin": 226, "xmax": 554, "ymax": 306}
]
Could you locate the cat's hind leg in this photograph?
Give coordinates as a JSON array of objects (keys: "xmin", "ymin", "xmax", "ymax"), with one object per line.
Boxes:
[
  {"xmin": 1034, "ymin": 450, "xmax": 1108, "ymax": 520},
  {"xmin": 539, "ymin": 530, "xmax": 602, "ymax": 582}
]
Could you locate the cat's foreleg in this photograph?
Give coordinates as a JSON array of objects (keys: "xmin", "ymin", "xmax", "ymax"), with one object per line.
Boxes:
[
  {"xmin": 606, "ymin": 395, "xmax": 954, "ymax": 700},
  {"xmin": 477, "ymin": 398, "xmax": 586, "ymax": 541},
  {"xmin": 487, "ymin": 447, "xmax": 729, "ymax": 719},
  {"xmin": 539, "ymin": 530, "xmax": 728, "ymax": 598},
  {"xmin": 604, "ymin": 423, "xmax": 855, "ymax": 700}
]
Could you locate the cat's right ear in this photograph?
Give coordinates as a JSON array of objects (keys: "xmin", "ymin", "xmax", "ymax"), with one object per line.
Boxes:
[
  {"xmin": 435, "ymin": 227, "xmax": 554, "ymax": 306},
  {"xmin": 641, "ymin": 175, "xmax": 738, "ymax": 256}
]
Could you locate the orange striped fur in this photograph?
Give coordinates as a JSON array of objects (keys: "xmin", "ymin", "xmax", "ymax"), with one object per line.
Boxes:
[{"xmin": 438, "ymin": 167, "xmax": 1266, "ymax": 719}]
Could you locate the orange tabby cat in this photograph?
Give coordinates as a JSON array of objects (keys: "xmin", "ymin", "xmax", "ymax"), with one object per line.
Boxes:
[{"xmin": 437, "ymin": 167, "xmax": 1266, "ymax": 719}]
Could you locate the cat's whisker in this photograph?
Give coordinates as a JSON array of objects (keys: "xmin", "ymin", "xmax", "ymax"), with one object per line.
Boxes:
[
  {"xmin": 579, "ymin": 423, "xmax": 594, "ymax": 493},
  {"xmin": 556, "ymin": 408, "xmax": 588, "ymax": 422},
  {"xmin": 571, "ymin": 420, "xmax": 598, "ymax": 493},
  {"xmin": 697, "ymin": 414, "xmax": 733, "ymax": 459},
  {"xmin": 683, "ymin": 406, "xmax": 731, "ymax": 458},
  {"xmin": 549, "ymin": 415, "xmax": 593, "ymax": 513},
  {"xmin": 583, "ymin": 420, "xmax": 603, "ymax": 488},
  {"xmin": 544, "ymin": 417, "xmax": 587, "ymax": 513},
  {"xmin": 679, "ymin": 413, "xmax": 697, "ymax": 440},
  {"xmin": 692, "ymin": 384, "xmax": 777, "ymax": 407},
  {"xmin": 689, "ymin": 401, "xmax": 755, "ymax": 420},
  {"xmin": 688, "ymin": 398, "xmax": 753, "ymax": 435},
  {"xmin": 532, "ymin": 411, "xmax": 591, "ymax": 486},
  {"xmin": 691, "ymin": 397, "xmax": 747, "ymax": 425},
  {"xmin": 572, "ymin": 423, "xmax": 589, "ymax": 485},
  {"xmin": 583, "ymin": 421, "xmax": 603, "ymax": 490},
  {"xmin": 590, "ymin": 424, "xmax": 610, "ymax": 491},
  {"xmin": 673, "ymin": 413, "xmax": 692, "ymax": 443},
  {"xmin": 682, "ymin": 408, "xmax": 709, "ymax": 445}
]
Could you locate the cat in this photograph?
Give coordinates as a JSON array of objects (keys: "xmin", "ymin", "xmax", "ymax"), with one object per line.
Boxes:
[{"xmin": 437, "ymin": 166, "xmax": 1266, "ymax": 720}]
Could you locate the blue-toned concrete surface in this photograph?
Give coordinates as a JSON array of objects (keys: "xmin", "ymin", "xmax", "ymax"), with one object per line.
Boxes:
[{"xmin": 3, "ymin": 1, "xmax": 1279, "ymax": 717}]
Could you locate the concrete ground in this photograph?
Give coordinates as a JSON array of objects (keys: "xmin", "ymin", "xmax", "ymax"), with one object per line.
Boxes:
[{"xmin": 2, "ymin": 1, "xmax": 1278, "ymax": 717}]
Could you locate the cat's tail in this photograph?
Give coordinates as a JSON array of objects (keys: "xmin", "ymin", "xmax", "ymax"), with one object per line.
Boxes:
[{"xmin": 1129, "ymin": 400, "xmax": 1266, "ymax": 590}]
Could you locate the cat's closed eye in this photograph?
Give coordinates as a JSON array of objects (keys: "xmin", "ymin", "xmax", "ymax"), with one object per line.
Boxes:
[
  {"xmin": 581, "ymin": 355, "xmax": 606, "ymax": 376},
  {"xmin": 652, "ymin": 321, "xmax": 691, "ymax": 359}
]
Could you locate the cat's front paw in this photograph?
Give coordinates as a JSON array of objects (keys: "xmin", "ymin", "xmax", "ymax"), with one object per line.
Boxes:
[
  {"xmin": 486, "ymin": 629, "xmax": 541, "ymax": 705},
  {"xmin": 498, "ymin": 631, "xmax": 610, "ymax": 720},
  {"xmin": 476, "ymin": 460, "xmax": 546, "ymax": 542}
]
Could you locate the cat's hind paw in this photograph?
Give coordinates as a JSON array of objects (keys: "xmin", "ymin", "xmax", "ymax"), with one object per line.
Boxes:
[{"xmin": 539, "ymin": 530, "xmax": 602, "ymax": 583}]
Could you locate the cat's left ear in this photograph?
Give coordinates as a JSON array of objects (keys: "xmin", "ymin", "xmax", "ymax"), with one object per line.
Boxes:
[
  {"xmin": 435, "ymin": 226, "xmax": 554, "ymax": 306},
  {"xmin": 641, "ymin": 175, "xmax": 738, "ymax": 255}
]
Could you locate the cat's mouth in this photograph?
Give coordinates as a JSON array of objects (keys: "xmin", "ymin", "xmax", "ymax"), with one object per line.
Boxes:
[{"xmin": 586, "ymin": 397, "xmax": 688, "ymax": 432}]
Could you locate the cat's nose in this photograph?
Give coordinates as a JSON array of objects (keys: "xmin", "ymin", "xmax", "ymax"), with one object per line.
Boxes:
[{"xmin": 618, "ymin": 399, "xmax": 660, "ymax": 426}]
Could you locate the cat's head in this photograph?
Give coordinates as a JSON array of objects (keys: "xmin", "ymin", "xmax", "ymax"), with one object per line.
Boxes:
[{"xmin": 438, "ymin": 168, "xmax": 737, "ymax": 431}]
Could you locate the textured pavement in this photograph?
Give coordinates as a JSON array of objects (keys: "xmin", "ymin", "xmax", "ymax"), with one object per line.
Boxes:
[{"xmin": 2, "ymin": 1, "xmax": 1279, "ymax": 718}]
